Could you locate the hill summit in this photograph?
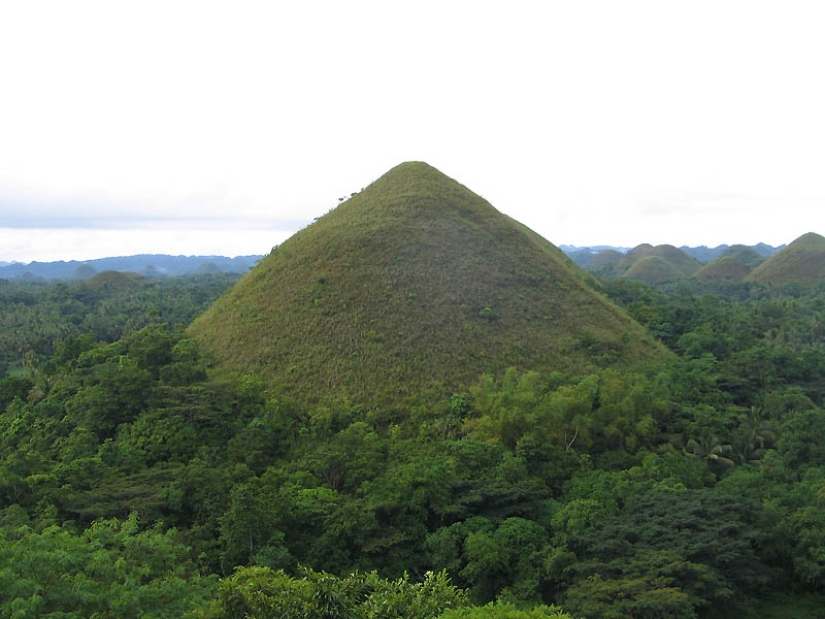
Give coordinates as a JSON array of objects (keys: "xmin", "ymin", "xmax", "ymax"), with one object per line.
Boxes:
[
  {"xmin": 189, "ymin": 162, "xmax": 667, "ymax": 405},
  {"xmin": 748, "ymin": 232, "xmax": 825, "ymax": 286}
]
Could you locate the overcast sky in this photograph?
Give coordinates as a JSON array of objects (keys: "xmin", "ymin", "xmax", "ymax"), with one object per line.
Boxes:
[{"xmin": 2, "ymin": 1, "xmax": 824, "ymax": 263}]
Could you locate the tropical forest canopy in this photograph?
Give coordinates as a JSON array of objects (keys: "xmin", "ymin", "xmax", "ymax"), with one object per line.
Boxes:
[
  {"xmin": 1, "ymin": 269, "xmax": 825, "ymax": 618},
  {"xmin": 2, "ymin": 157, "xmax": 824, "ymax": 619}
]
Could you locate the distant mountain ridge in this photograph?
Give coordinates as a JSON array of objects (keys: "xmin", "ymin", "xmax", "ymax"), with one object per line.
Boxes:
[
  {"xmin": 0, "ymin": 254, "xmax": 263, "ymax": 280},
  {"xmin": 0, "ymin": 241, "xmax": 795, "ymax": 282},
  {"xmin": 562, "ymin": 243, "xmax": 782, "ymax": 267}
]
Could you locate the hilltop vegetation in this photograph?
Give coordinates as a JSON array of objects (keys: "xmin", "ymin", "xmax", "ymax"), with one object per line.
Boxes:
[
  {"xmin": 694, "ymin": 256, "xmax": 753, "ymax": 281},
  {"xmin": 749, "ymin": 232, "xmax": 825, "ymax": 286},
  {"xmin": 585, "ymin": 244, "xmax": 702, "ymax": 284},
  {"xmin": 565, "ymin": 243, "xmax": 779, "ymax": 267},
  {"xmin": 580, "ymin": 234, "xmax": 825, "ymax": 288},
  {"xmin": 191, "ymin": 162, "xmax": 667, "ymax": 406}
]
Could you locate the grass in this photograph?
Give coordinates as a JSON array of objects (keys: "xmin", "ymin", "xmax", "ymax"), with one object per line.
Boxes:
[
  {"xmin": 189, "ymin": 162, "xmax": 670, "ymax": 407},
  {"xmin": 721, "ymin": 244, "xmax": 766, "ymax": 268},
  {"xmin": 749, "ymin": 232, "xmax": 825, "ymax": 286},
  {"xmin": 694, "ymin": 255, "xmax": 752, "ymax": 281},
  {"xmin": 588, "ymin": 244, "xmax": 701, "ymax": 283},
  {"xmin": 623, "ymin": 255, "xmax": 687, "ymax": 285},
  {"xmin": 84, "ymin": 270, "xmax": 146, "ymax": 291}
]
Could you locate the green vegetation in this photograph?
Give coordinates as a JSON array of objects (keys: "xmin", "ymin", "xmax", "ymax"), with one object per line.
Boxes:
[
  {"xmin": 0, "ymin": 514, "xmax": 215, "ymax": 618},
  {"xmin": 720, "ymin": 244, "xmax": 766, "ymax": 268},
  {"xmin": 749, "ymin": 232, "xmax": 825, "ymax": 286},
  {"xmin": 2, "ymin": 165, "xmax": 825, "ymax": 617},
  {"xmin": 2, "ymin": 266, "xmax": 825, "ymax": 617},
  {"xmin": 585, "ymin": 234, "xmax": 825, "ymax": 287},
  {"xmin": 586, "ymin": 244, "xmax": 701, "ymax": 284},
  {"xmin": 694, "ymin": 255, "xmax": 752, "ymax": 281},
  {"xmin": 190, "ymin": 162, "xmax": 667, "ymax": 406},
  {"xmin": 83, "ymin": 269, "xmax": 146, "ymax": 291},
  {"xmin": 0, "ymin": 272, "xmax": 242, "ymax": 376}
]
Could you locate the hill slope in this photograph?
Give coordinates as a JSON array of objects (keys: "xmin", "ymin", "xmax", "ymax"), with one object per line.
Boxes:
[
  {"xmin": 694, "ymin": 256, "xmax": 752, "ymax": 282},
  {"xmin": 190, "ymin": 162, "xmax": 668, "ymax": 405},
  {"xmin": 721, "ymin": 244, "xmax": 766, "ymax": 268},
  {"xmin": 588, "ymin": 244, "xmax": 701, "ymax": 283},
  {"xmin": 623, "ymin": 255, "xmax": 689, "ymax": 285},
  {"xmin": 748, "ymin": 232, "xmax": 825, "ymax": 286}
]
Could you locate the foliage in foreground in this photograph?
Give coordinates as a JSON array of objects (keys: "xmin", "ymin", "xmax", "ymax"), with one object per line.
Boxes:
[
  {"xmin": 192, "ymin": 566, "xmax": 572, "ymax": 619},
  {"xmin": 3, "ymin": 277, "xmax": 825, "ymax": 617},
  {"xmin": 0, "ymin": 513, "xmax": 215, "ymax": 619}
]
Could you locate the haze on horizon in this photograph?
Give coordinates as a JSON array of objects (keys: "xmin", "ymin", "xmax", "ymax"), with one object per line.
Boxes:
[{"xmin": 2, "ymin": 1, "xmax": 824, "ymax": 263}]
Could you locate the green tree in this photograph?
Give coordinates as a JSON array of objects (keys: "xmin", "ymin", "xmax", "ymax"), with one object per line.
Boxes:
[
  {"xmin": 0, "ymin": 513, "xmax": 214, "ymax": 618},
  {"xmin": 191, "ymin": 566, "xmax": 466, "ymax": 619},
  {"xmin": 561, "ymin": 486, "xmax": 770, "ymax": 618}
]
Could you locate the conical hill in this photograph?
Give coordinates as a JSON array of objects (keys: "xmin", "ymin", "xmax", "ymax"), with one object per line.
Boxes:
[
  {"xmin": 189, "ymin": 162, "xmax": 668, "ymax": 405},
  {"xmin": 620, "ymin": 245, "xmax": 701, "ymax": 281},
  {"xmin": 694, "ymin": 256, "xmax": 752, "ymax": 282},
  {"xmin": 748, "ymin": 232, "xmax": 825, "ymax": 286},
  {"xmin": 586, "ymin": 244, "xmax": 700, "ymax": 282},
  {"xmin": 623, "ymin": 255, "xmax": 689, "ymax": 285},
  {"xmin": 720, "ymin": 245, "xmax": 766, "ymax": 269}
]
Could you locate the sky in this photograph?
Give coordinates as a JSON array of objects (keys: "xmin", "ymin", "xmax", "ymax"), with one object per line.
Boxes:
[{"xmin": 2, "ymin": 0, "xmax": 824, "ymax": 263}]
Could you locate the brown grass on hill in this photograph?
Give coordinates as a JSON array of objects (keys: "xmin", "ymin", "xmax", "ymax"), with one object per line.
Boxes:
[
  {"xmin": 748, "ymin": 232, "xmax": 825, "ymax": 286},
  {"xmin": 189, "ymin": 162, "xmax": 670, "ymax": 406}
]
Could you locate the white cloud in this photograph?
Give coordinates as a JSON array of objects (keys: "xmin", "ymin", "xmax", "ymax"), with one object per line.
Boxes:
[
  {"xmin": 1, "ymin": 0, "xmax": 824, "ymax": 260},
  {"xmin": 0, "ymin": 227, "xmax": 293, "ymax": 263}
]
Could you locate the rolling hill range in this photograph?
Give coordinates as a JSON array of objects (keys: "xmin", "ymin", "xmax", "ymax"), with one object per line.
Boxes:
[
  {"xmin": 189, "ymin": 162, "xmax": 669, "ymax": 406},
  {"xmin": 748, "ymin": 232, "xmax": 825, "ymax": 286},
  {"xmin": 564, "ymin": 243, "xmax": 779, "ymax": 267},
  {"xmin": 585, "ymin": 243, "xmax": 702, "ymax": 284}
]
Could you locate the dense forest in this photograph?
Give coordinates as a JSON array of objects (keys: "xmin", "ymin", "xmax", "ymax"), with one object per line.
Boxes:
[{"xmin": 2, "ymin": 272, "xmax": 825, "ymax": 618}]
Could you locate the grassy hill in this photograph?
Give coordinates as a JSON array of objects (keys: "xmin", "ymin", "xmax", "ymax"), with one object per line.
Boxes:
[
  {"xmin": 584, "ymin": 248, "xmax": 624, "ymax": 277},
  {"xmin": 694, "ymin": 256, "xmax": 752, "ymax": 282},
  {"xmin": 84, "ymin": 270, "xmax": 146, "ymax": 291},
  {"xmin": 720, "ymin": 244, "xmax": 766, "ymax": 268},
  {"xmin": 588, "ymin": 244, "xmax": 700, "ymax": 283},
  {"xmin": 748, "ymin": 232, "xmax": 825, "ymax": 286},
  {"xmin": 623, "ymin": 255, "xmax": 689, "ymax": 285},
  {"xmin": 189, "ymin": 162, "xmax": 669, "ymax": 406}
]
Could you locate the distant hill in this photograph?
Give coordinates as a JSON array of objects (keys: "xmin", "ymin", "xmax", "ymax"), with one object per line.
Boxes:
[
  {"xmin": 586, "ymin": 244, "xmax": 701, "ymax": 284},
  {"xmin": 0, "ymin": 254, "xmax": 262, "ymax": 280},
  {"xmin": 680, "ymin": 245, "xmax": 730, "ymax": 263},
  {"xmin": 748, "ymin": 232, "xmax": 825, "ymax": 286},
  {"xmin": 565, "ymin": 243, "xmax": 780, "ymax": 267},
  {"xmin": 624, "ymin": 254, "xmax": 691, "ymax": 285},
  {"xmin": 694, "ymin": 256, "xmax": 753, "ymax": 282},
  {"xmin": 560, "ymin": 245, "xmax": 632, "ymax": 267},
  {"xmin": 566, "ymin": 248, "xmax": 598, "ymax": 267},
  {"xmin": 630, "ymin": 245, "xmax": 701, "ymax": 277},
  {"xmin": 720, "ymin": 245, "xmax": 766, "ymax": 269},
  {"xmin": 753, "ymin": 242, "xmax": 781, "ymax": 258},
  {"xmin": 584, "ymin": 249, "xmax": 625, "ymax": 276},
  {"xmin": 84, "ymin": 270, "xmax": 146, "ymax": 291},
  {"xmin": 68, "ymin": 264, "xmax": 98, "ymax": 280},
  {"xmin": 195, "ymin": 262, "xmax": 223, "ymax": 275},
  {"xmin": 190, "ymin": 162, "xmax": 669, "ymax": 406}
]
